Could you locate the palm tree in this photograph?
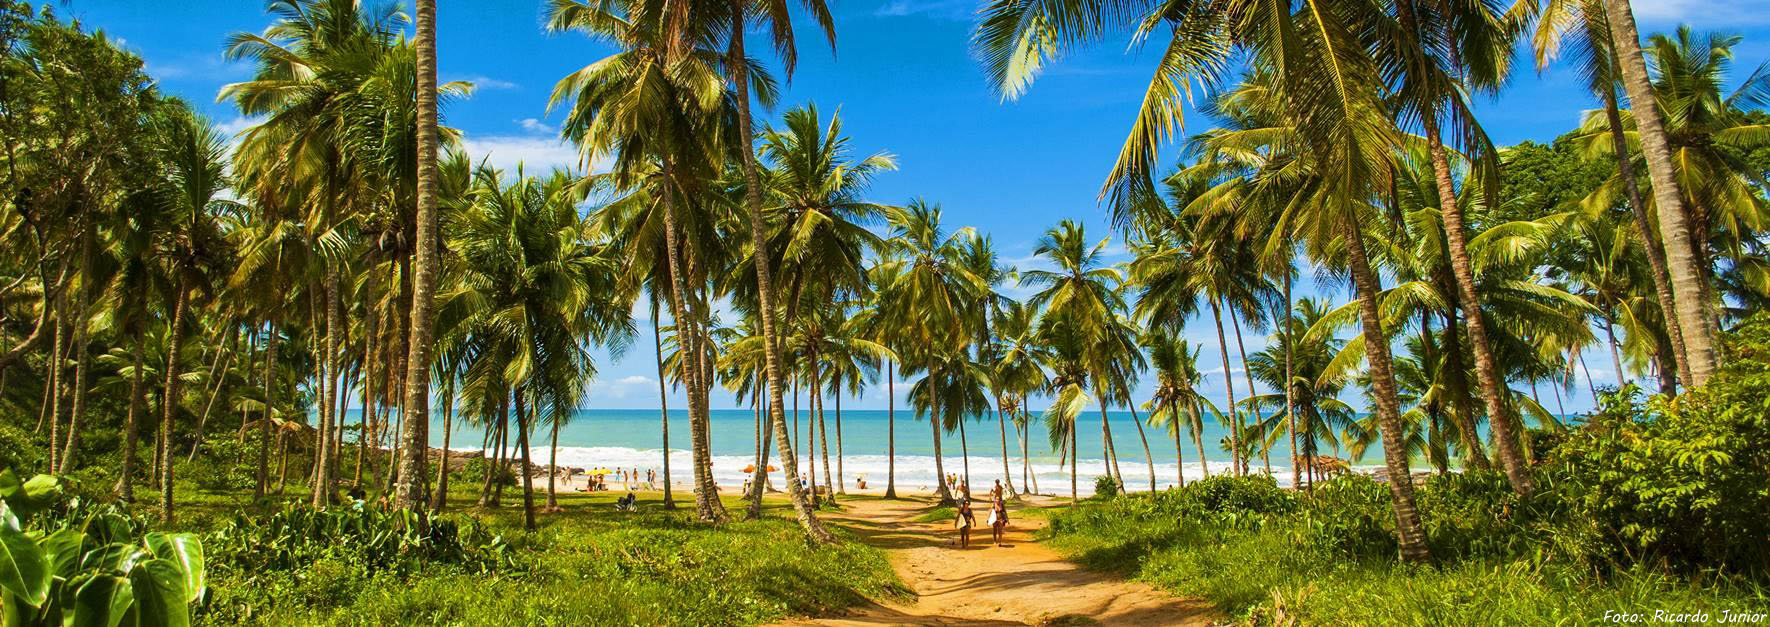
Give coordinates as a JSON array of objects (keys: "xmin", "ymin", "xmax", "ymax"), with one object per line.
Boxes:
[
  {"xmin": 1144, "ymin": 332, "xmax": 1216, "ymax": 487},
  {"xmin": 992, "ymin": 299, "xmax": 1048, "ymax": 494},
  {"xmin": 149, "ymin": 107, "xmax": 233, "ymax": 522},
  {"xmin": 1593, "ymin": 0, "xmax": 1721, "ymax": 381},
  {"xmin": 878, "ymin": 200, "xmax": 984, "ymax": 504},
  {"xmin": 1023, "ymin": 221, "xmax": 1130, "ymax": 485},
  {"xmin": 720, "ymin": 0, "xmax": 840, "ymax": 542},
  {"xmin": 394, "ymin": 0, "xmax": 441, "ymax": 512}
]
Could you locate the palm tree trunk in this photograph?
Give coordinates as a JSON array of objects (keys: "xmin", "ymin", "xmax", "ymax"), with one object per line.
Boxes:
[
  {"xmin": 1068, "ymin": 413, "xmax": 1078, "ymax": 503},
  {"xmin": 355, "ymin": 305, "xmax": 378, "ymax": 488},
  {"xmin": 159, "ymin": 282, "xmax": 189, "ymax": 522},
  {"xmin": 1600, "ymin": 84, "xmax": 1691, "ymax": 385},
  {"xmin": 1342, "ymin": 221, "xmax": 1432, "ymax": 563},
  {"xmin": 515, "ymin": 391, "xmax": 536, "ymax": 531},
  {"xmin": 1022, "ymin": 400, "xmax": 1036, "ymax": 495},
  {"xmin": 1439, "ymin": 311, "xmax": 1492, "ymax": 469},
  {"xmin": 652, "ymin": 302, "xmax": 676, "ymax": 510},
  {"xmin": 748, "ymin": 379, "xmax": 773, "ymax": 519},
  {"xmin": 1418, "ymin": 110, "xmax": 1531, "ymax": 496},
  {"xmin": 256, "ymin": 322, "xmax": 279, "ymax": 500},
  {"xmin": 1192, "ymin": 398, "xmax": 1210, "ymax": 478},
  {"xmin": 47, "ymin": 313, "xmax": 65, "ymax": 471},
  {"xmin": 835, "ymin": 390, "xmax": 846, "ymax": 495},
  {"xmin": 1097, "ymin": 399, "xmax": 1121, "ymax": 487},
  {"xmin": 396, "ymin": 0, "xmax": 440, "ymax": 513},
  {"xmin": 1600, "ymin": 0, "xmax": 1719, "ymax": 383},
  {"xmin": 817, "ymin": 370, "xmax": 834, "ymax": 502},
  {"xmin": 655, "ymin": 165, "xmax": 723, "ymax": 523},
  {"xmin": 996, "ymin": 403, "xmax": 1016, "ymax": 498},
  {"xmin": 1208, "ymin": 301, "xmax": 1240, "ymax": 475},
  {"xmin": 433, "ymin": 387, "xmax": 452, "ymax": 511},
  {"xmin": 58, "ymin": 239, "xmax": 95, "ymax": 473},
  {"xmin": 185, "ymin": 329, "xmax": 238, "ymax": 464},
  {"xmin": 930, "ymin": 394, "xmax": 955, "ymax": 505},
  {"xmin": 885, "ymin": 360, "xmax": 897, "ymax": 498},
  {"xmin": 728, "ymin": 2, "xmax": 830, "ymax": 542},
  {"xmin": 1170, "ymin": 400, "xmax": 1185, "ymax": 488},
  {"xmin": 1605, "ymin": 320, "xmax": 1628, "ymax": 388},
  {"xmin": 33, "ymin": 313, "xmax": 59, "ymax": 436},
  {"xmin": 546, "ymin": 416, "xmax": 560, "ymax": 510},
  {"xmin": 806, "ymin": 363, "xmax": 820, "ymax": 505},
  {"xmin": 118, "ymin": 327, "xmax": 147, "ymax": 502},
  {"xmin": 1283, "ymin": 273, "xmax": 1299, "ymax": 490},
  {"xmin": 959, "ymin": 411, "xmax": 972, "ymax": 489},
  {"xmin": 1129, "ymin": 404, "xmax": 1155, "ymax": 492},
  {"xmin": 314, "ymin": 276, "xmax": 341, "ymax": 508},
  {"xmin": 1230, "ymin": 312, "xmax": 1259, "ymax": 476},
  {"xmin": 481, "ymin": 394, "xmax": 507, "ymax": 507}
]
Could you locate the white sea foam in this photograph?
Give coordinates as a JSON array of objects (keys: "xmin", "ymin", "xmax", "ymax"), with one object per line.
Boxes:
[{"xmin": 448, "ymin": 445, "xmax": 1383, "ymax": 494}]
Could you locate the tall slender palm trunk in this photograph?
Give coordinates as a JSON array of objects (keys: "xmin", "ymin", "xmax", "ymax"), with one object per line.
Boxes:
[
  {"xmin": 1418, "ymin": 109, "xmax": 1533, "ymax": 496},
  {"xmin": 1600, "ymin": 84, "xmax": 1691, "ymax": 385},
  {"xmin": 728, "ymin": 9, "xmax": 830, "ymax": 542},
  {"xmin": 396, "ymin": 0, "xmax": 440, "ymax": 513},
  {"xmin": 1097, "ymin": 400, "xmax": 1121, "ymax": 487},
  {"xmin": 959, "ymin": 413, "xmax": 971, "ymax": 489},
  {"xmin": 656, "ymin": 168, "xmax": 724, "ymax": 523},
  {"xmin": 159, "ymin": 283, "xmax": 189, "ymax": 522},
  {"xmin": 58, "ymin": 240, "xmax": 94, "ymax": 473},
  {"xmin": 930, "ymin": 397, "xmax": 955, "ymax": 505},
  {"xmin": 1208, "ymin": 301, "xmax": 1240, "ymax": 475},
  {"xmin": 433, "ymin": 390, "xmax": 453, "ymax": 511},
  {"xmin": 1601, "ymin": 0, "xmax": 1719, "ymax": 383},
  {"xmin": 748, "ymin": 379, "xmax": 774, "ymax": 519},
  {"xmin": 515, "ymin": 392, "xmax": 536, "ymax": 531},
  {"xmin": 652, "ymin": 303, "xmax": 676, "ymax": 509},
  {"xmin": 1343, "ymin": 221, "xmax": 1432, "ymax": 563},
  {"xmin": 118, "ymin": 328, "xmax": 147, "ymax": 502},
  {"xmin": 816, "ymin": 367, "xmax": 834, "ymax": 503},
  {"xmin": 885, "ymin": 360, "xmax": 897, "ymax": 498},
  {"xmin": 1169, "ymin": 400, "xmax": 1185, "ymax": 488},
  {"xmin": 996, "ymin": 404, "xmax": 1016, "ymax": 498},
  {"xmin": 546, "ymin": 418, "xmax": 560, "ymax": 510},
  {"xmin": 1129, "ymin": 404, "xmax": 1155, "ymax": 492},
  {"xmin": 834, "ymin": 392, "xmax": 845, "ymax": 495},
  {"xmin": 256, "ymin": 321, "xmax": 279, "ymax": 500},
  {"xmin": 1230, "ymin": 312, "xmax": 1258, "ymax": 475},
  {"xmin": 1282, "ymin": 272, "xmax": 1299, "ymax": 490},
  {"xmin": 1439, "ymin": 310, "xmax": 1492, "ymax": 468},
  {"xmin": 1192, "ymin": 398, "xmax": 1210, "ymax": 478}
]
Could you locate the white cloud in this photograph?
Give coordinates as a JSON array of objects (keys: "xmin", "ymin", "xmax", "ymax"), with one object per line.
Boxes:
[
  {"xmin": 616, "ymin": 375, "xmax": 654, "ymax": 386},
  {"xmin": 873, "ymin": 0, "xmax": 971, "ymax": 18},
  {"xmin": 517, "ymin": 118, "xmax": 557, "ymax": 134},
  {"xmin": 1630, "ymin": 0, "xmax": 1770, "ymax": 24},
  {"xmin": 216, "ymin": 115, "xmax": 264, "ymax": 137},
  {"xmin": 452, "ymin": 75, "xmax": 519, "ymax": 90},
  {"xmin": 457, "ymin": 134, "xmax": 592, "ymax": 175}
]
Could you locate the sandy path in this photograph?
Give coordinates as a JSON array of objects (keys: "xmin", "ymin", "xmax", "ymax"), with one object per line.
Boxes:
[{"xmin": 772, "ymin": 495, "xmax": 1216, "ymax": 627}]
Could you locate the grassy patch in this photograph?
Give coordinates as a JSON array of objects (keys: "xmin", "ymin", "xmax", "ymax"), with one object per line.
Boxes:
[
  {"xmin": 912, "ymin": 505, "xmax": 956, "ymax": 523},
  {"xmin": 187, "ymin": 488, "xmax": 906, "ymax": 626}
]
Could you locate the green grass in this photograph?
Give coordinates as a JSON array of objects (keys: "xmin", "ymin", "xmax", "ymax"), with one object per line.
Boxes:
[
  {"xmin": 1043, "ymin": 496, "xmax": 1770, "ymax": 626},
  {"xmin": 912, "ymin": 505, "xmax": 956, "ymax": 523},
  {"xmin": 168, "ymin": 482, "xmax": 906, "ymax": 626}
]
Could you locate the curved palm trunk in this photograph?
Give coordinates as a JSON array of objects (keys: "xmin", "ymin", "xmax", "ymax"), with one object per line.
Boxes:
[
  {"xmin": 395, "ymin": 0, "xmax": 440, "ymax": 513},
  {"xmin": 1068, "ymin": 415, "xmax": 1078, "ymax": 503},
  {"xmin": 1601, "ymin": 0, "xmax": 1719, "ymax": 383},
  {"xmin": 652, "ymin": 304, "xmax": 675, "ymax": 509},
  {"xmin": 1022, "ymin": 401, "xmax": 1037, "ymax": 495},
  {"xmin": 816, "ymin": 368, "xmax": 834, "ymax": 502},
  {"xmin": 1129, "ymin": 404, "xmax": 1155, "ymax": 492},
  {"xmin": 1192, "ymin": 398, "xmax": 1210, "ymax": 478},
  {"xmin": 354, "ymin": 307, "xmax": 378, "ymax": 488},
  {"xmin": 313, "ymin": 276, "xmax": 342, "ymax": 508},
  {"xmin": 59, "ymin": 246, "xmax": 95, "ymax": 473},
  {"xmin": 118, "ymin": 328, "xmax": 147, "ymax": 502},
  {"xmin": 1230, "ymin": 312, "xmax": 1259, "ymax": 476},
  {"xmin": 1097, "ymin": 400, "xmax": 1121, "ymax": 487},
  {"xmin": 1600, "ymin": 84, "xmax": 1691, "ymax": 385},
  {"xmin": 748, "ymin": 379, "xmax": 773, "ymax": 519},
  {"xmin": 729, "ymin": 9, "xmax": 830, "ymax": 542},
  {"xmin": 1343, "ymin": 221, "xmax": 1432, "ymax": 563},
  {"xmin": 1208, "ymin": 301, "xmax": 1240, "ymax": 475},
  {"xmin": 1605, "ymin": 320, "xmax": 1628, "ymax": 388},
  {"xmin": 806, "ymin": 366, "xmax": 820, "ymax": 505},
  {"xmin": 159, "ymin": 282, "xmax": 189, "ymax": 522},
  {"xmin": 1418, "ymin": 109, "xmax": 1531, "ymax": 495},
  {"xmin": 885, "ymin": 360, "xmax": 897, "ymax": 498}
]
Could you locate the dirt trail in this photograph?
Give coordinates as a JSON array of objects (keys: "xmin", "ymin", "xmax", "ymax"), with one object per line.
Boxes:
[{"xmin": 772, "ymin": 495, "xmax": 1216, "ymax": 626}]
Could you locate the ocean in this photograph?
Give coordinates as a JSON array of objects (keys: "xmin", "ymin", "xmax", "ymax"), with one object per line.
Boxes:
[{"xmin": 422, "ymin": 407, "xmax": 1349, "ymax": 494}]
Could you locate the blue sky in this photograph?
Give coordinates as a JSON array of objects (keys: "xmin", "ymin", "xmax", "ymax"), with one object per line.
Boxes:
[{"xmin": 64, "ymin": 0, "xmax": 1770, "ymax": 413}]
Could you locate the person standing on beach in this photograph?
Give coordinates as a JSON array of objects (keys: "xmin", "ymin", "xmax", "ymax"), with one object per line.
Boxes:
[
  {"xmin": 955, "ymin": 498, "xmax": 977, "ymax": 548},
  {"xmin": 989, "ymin": 494, "xmax": 1008, "ymax": 546}
]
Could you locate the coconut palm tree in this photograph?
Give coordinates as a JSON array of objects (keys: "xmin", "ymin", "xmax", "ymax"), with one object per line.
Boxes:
[
  {"xmin": 1143, "ymin": 331, "xmax": 1217, "ymax": 486},
  {"xmin": 992, "ymin": 299, "xmax": 1049, "ymax": 494}
]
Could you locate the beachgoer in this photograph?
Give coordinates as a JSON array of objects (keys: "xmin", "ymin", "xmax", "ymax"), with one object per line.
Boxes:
[
  {"xmin": 991, "ymin": 479, "xmax": 1003, "ymax": 502},
  {"xmin": 955, "ymin": 498, "xmax": 977, "ymax": 548},
  {"xmin": 989, "ymin": 495, "xmax": 1009, "ymax": 546}
]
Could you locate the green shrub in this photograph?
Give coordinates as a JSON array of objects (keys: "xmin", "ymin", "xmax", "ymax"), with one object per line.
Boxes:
[
  {"xmin": 1093, "ymin": 475, "xmax": 1121, "ymax": 499},
  {"xmin": 1297, "ymin": 474, "xmax": 1395, "ymax": 560}
]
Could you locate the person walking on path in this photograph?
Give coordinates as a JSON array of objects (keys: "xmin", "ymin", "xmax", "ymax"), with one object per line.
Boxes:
[{"xmin": 955, "ymin": 498, "xmax": 977, "ymax": 548}]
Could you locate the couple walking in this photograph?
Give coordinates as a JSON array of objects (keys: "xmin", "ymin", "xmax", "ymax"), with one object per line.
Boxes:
[{"xmin": 954, "ymin": 480, "xmax": 1009, "ymax": 548}]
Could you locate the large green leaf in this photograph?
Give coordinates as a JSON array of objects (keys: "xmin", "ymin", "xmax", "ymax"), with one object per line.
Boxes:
[
  {"xmin": 0, "ymin": 504, "xmax": 50, "ymax": 608},
  {"xmin": 0, "ymin": 472, "xmax": 61, "ymax": 520},
  {"xmin": 41, "ymin": 529, "xmax": 87, "ymax": 579},
  {"xmin": 142, "ymin": 534, "xmax": 204, "ymax": 603},
  {"xmin": 124, "ymin": 559, "xmax": 189, "ymax": 627},
  {"xmin": 68, "ymin": 574, "xmax": 134, "ymax": 627}
]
